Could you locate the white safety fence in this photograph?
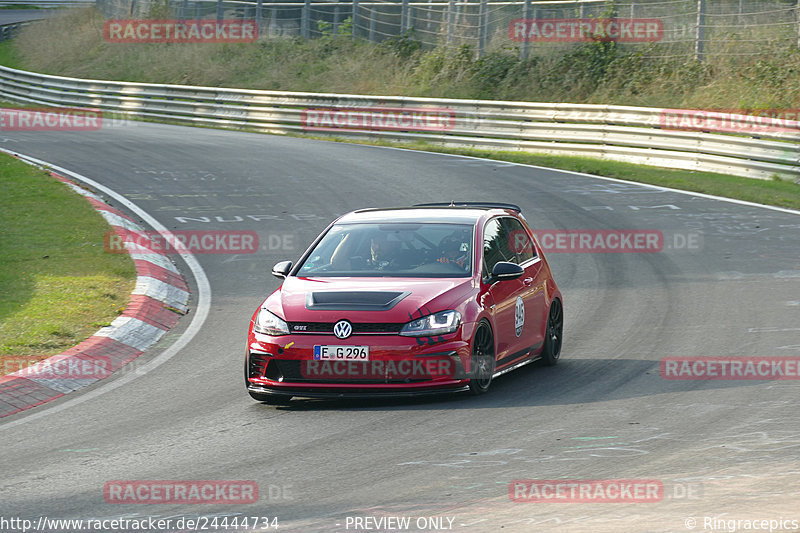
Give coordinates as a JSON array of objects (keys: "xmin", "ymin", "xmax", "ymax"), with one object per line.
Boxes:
[
  {"xmin": 0, "ymin": 64, "xmax": 798, "ymax": 180},
  {"xmin": 96, "ymin": 0, "xmax": 800, "ymax": 60}
]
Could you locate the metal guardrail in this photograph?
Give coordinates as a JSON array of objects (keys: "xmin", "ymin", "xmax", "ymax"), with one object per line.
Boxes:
[
  {"xmin": 0, "ymin": 21, "xmax": 31, "ymax": 41},
  {"xmin": 0, "ymin": 1, "xmax": 91, "ymax": 6},
  {"xmin": 0, "ymin": 64, "xmax": 798, "ymax": 180}
]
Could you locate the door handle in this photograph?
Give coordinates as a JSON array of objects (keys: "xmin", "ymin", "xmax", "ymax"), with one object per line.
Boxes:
[{"xmin": 523, "ymin": 277, "xmax": 533, "ymax": 286}]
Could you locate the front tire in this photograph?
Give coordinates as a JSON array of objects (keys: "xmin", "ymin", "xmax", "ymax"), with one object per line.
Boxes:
[
  {"xmin": 468, "ymin": 320, "xmax": 495, "ymax": 395},
  {"xmin": 541, "ymin": 299, "xmax": 563, "ymax": 366}
]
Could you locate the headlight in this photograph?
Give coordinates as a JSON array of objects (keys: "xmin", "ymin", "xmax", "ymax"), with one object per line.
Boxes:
[
  {"xmin": 253, "ymin": 308, "xmax": 290, "ymax": 336},
  {"xmin": 399, "ymin": 310, "xmax": 462, "ymax": 337}
]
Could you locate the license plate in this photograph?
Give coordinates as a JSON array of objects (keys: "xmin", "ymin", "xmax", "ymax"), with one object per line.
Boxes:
[{"xmin": 314, "ymin": 345, "xmax": 370, "ymax": 361}]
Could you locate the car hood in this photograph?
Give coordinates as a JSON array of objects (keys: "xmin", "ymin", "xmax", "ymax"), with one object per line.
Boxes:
[{"xmin": 273, "ymin": 276, "xmax": 475, "ymax": 323}]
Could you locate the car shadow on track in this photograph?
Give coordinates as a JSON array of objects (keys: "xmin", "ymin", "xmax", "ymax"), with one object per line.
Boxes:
[{"xmin": 254, "ymin": 357, "xmax": 766, "ymax": 412}]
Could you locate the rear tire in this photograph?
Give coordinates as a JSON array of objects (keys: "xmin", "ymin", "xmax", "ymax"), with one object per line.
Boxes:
[
  {"xmin": 541, "ymin": 299, "xmax": 563, "ymax": 366},
  {"xmin": 468, "ymin": 320, "xmax": 495, "ymax": 395},
  {"xmin": 248, "ymin": 390, "xmax": 293, "ymax": 405}
]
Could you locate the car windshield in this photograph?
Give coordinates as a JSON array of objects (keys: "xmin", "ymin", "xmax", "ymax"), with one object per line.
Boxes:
[{"xmin": 297, "ymin": 222, "xmax": 474, "ymax": 277}]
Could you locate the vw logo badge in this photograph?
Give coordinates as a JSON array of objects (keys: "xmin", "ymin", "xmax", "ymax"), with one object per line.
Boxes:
[{"xmin": 333, "ymin": 320, "xmax": 353, "ymax": 339}]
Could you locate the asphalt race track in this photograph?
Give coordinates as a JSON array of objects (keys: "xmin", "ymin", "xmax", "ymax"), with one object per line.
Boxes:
[
  {"xmin": 0, "ymin": 9, "xmax": 65, "ymax": 25},
  {"xmin": 1, "ymin": 120, "xmax": 799, "ymax": 533}
]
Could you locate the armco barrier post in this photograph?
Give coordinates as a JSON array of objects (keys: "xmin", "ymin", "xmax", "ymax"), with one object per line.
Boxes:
[
  {"xmin": 255, "ymin": 0, "xmax": 263, "ymax": 36},
  {"xmin": 796, "ymin": 0, "xmax": 800, "ymax": 49},
  {"xmin": 352, "ymin": 0, "xmax": 359, "ymax": 39},
  {"xmin": 302, "ymin": 0, "xmax": 310, "ymax": 38},
  {"xmin": 333, "ymin": 5, "xmax": 340, "ymax": 35},
  {"xmin": 401, "ymin": 0, "xmax": 409, "ymax": 32},
  {"xmin": 447, "ymin": 0, "xmax": 455, "ymax": 45},
  {"xmin": 369, "ymin": 5, "xmax": 376, "ymax": 42},
  {"xmin": 695, "ymin": 0, "xmax": 706, "ymax": 61},
  {"xmin": 426, "ymin": 0, "xmax": 432, "ymax": 32},
  {"xmin": 269, "ymin": 7, "xmax": 276, "ymax": 37},
  {"xmin": 478, "ymin": 0, "xmax": 488, "ymax": 56},
  {"xmin": 521, "ymin": 0, "xmax": 532, "ymax": 59}
]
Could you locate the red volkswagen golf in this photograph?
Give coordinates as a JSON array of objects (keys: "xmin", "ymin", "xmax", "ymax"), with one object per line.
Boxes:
[{"xmin": 245, "ymin": 203, "xmax": 563, "ymax": 404}]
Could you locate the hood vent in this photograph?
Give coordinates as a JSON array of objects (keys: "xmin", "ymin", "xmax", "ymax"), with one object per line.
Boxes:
[{"xmin": 305, "ymin": 291, "xmax": 410, "ymax": 311}]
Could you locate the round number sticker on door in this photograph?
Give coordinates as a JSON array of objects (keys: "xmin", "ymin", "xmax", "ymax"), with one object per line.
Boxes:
[{"xmin": 514, "ymin": 296, "xmax": 525, "ymax": 337}]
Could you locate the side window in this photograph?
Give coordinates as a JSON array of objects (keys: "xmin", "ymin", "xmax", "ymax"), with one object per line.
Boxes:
[
  {"xmin": 482, "ymin": 218, "xmax": 516, "ymax": 278},
  {"xmin": 503, "ymin": 218, "xmax": 536, "ymax": 264}
]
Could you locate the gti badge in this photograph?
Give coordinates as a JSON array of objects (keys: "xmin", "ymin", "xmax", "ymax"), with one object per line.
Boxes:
[{"xmin": 333, "ymin": 320, "xmax": 353, "ymax": 339}]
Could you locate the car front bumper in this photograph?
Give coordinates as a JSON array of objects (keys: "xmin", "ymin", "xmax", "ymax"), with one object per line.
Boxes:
[{"xmin": 246, "ymin": 331, "xmax": 473, "ymax": 398}]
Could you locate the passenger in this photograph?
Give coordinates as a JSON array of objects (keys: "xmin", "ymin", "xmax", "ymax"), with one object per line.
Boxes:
[{"xmin": 437, "ymin": 236, "xmax": 470, "ymax": 271}]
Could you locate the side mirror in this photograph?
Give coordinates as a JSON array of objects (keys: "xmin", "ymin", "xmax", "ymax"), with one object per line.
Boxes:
[
  {"xmin": 490, "ymin": 261, "xmax": 524, "ymax": 282},
  {"xmin": 272, "ymin": 260, "xmax": 292, "ymax": 279}
]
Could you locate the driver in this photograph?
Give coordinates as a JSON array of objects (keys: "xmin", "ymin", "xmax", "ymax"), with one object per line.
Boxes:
[{"xmin": 368, "ymin": 232, "xmax": 402, "ymax": 270}]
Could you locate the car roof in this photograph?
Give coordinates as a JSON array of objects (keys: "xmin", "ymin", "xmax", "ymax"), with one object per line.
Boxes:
[{"xmin": 337, "ymin": 205, "xmax": 523, "ymax": 225}]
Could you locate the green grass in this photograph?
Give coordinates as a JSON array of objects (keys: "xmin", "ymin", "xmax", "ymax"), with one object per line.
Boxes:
[
  {"xmin": 0, "ymin": 153, "xmax": 136, "ymax": 367},
  {"xmin": 0, "ymin": 40, "xmax": 22, "ymax": 69},
  {"xmin": 302, "ymin": 136, "xmax": 800, "ymax": 210},
  {"xmin": 421, "ymin": 147, "xmax": 800, "ymax": 210},
  {"xmin": 8, "ymin": 8, "xmax": 800, "ymax": 110}
]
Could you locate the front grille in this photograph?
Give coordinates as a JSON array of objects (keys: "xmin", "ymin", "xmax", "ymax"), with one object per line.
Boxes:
[
  {"xmin": 355, "ymin": 323, "xmax": 404, "ymax": 334},
  {"xmin": 287, "ymin": 322, "xmax": 404, "ymax": 335}
]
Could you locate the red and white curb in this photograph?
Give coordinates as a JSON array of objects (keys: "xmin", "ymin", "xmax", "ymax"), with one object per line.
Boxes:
[{"xmin": 0, "ymin": 170, "xmax": 190, "ymax": 418}]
